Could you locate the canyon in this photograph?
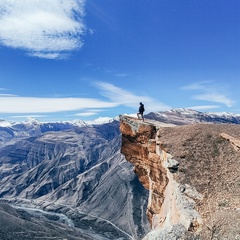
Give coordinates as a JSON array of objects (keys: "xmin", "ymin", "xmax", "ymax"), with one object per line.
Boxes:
[
  {"xmin": 0, "ymin": 119, "xmax": 149, "ymax": 239},
  {"xmin": 0, "ymin": 109, "xmax": 239, "ymax": 239}
]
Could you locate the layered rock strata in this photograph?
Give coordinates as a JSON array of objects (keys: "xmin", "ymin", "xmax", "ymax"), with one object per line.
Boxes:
[{"xmin": 120, "ymin": 115, "xmax": 202, "ymax": 237}]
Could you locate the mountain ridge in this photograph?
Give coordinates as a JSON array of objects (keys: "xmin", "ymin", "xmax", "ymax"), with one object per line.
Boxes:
[
  {"xmin": 146, "ymin": 108, "xmax": 240, "ymax": 125},
  {"xmin": 2, "ymin": 108, "xmax": 240, "ymax": 128}
]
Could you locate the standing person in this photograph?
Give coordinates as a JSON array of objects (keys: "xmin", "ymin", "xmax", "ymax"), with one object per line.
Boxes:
[{"xmin": 137, "ymin": 102, "xmax": 145, "ymax": 121}]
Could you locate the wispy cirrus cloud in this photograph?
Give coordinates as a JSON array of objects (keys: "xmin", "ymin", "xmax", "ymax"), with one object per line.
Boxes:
[
  {"xmin": 181, "ymin": 81, "xmax": 211, "ymax": 91},
  {"xmin": 0, "ymin": 0, "xmax": 86, "ymax": 59},
  {"xmin": 194, "ymin": 93, "xmax": 234, "ymax": 107},
  {"xmin": 73, "ymin": 112, "xmax": 98, "ymax": 117},
  {"xmin": 72, "ymin": 109, "xmax": 103, "ymax": 117},
  {"xmin": 0, "ymin": 94, "xmax": 17, "ymax": 97},
  {"xmin": 0, "ymin": 96, "xmax": 117, "ymax": 113},
  {"xmin": 11, "ymin": 114, "xmax": 47, "ymax": 119},
  {"xmin": 187, "ymin": 105, "xmax": 220, "ymax": 110},
  {"xmin": 181, "ymin": 81, "xmax": 235, "ymax": 108},
  {"xmin": 0, "ymin": 82, "xmax": 170, "ymax": 115},
  {"xmin": 95, "ymin": 81, "xmax": 171, "ymax": 112}
]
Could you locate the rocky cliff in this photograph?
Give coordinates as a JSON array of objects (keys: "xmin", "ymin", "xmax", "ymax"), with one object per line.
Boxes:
[{"xmin": 120, "ymin": 115, "xmax": 240, "ymax": 239}]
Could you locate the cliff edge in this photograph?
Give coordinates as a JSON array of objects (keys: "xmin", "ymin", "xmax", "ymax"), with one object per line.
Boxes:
[{"xmin": 120, "ymin": 115, "xmax": 240, "ymax": 239}]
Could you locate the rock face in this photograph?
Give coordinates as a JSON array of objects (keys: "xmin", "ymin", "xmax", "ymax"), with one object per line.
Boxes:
[
  {"xmin": 120, "ymin": 115, "xmax": 240, "ymax": 239},
  {"xmin": 120, "ymin": 116, "xmax": 170, "ymax": 226}
]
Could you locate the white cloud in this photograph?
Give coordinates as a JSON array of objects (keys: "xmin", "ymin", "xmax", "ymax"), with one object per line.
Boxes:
[
  {"xmin": 0, "ymin": 82, "xmax": 171, "ymax": 115},
  {"xmin": 0, "ymin": 94, "xmax": 17, "ymax": 97},
  {"xmin": 11, "ymin": 114, "xmax": 47, "ymax": 118},
  {"xmin": 182, "ymin": 81, "xmax": 235, "ymax": 108},
  {"xmin": 31, "ymin": 52, "xmax": 69, "ymax": 60},
  {"xmin": 187, "ymin": 105, "xmax": 220, "ymax": 110},
  {"xmin": 95, "ymin": 81, "xmax": 171, "ymax": 112},
  {"xmin": 74, "ymin": 112, "xmax": 98, "ymax": 117},
  {"xmin": 194, "ymin": 93, "xmax": 234, "ymax": 107},
  {"xmin": 0, "ymin": 96, "xmax": 117, "ymax": 113},
  {"xmin": 0, "ymin": 0, "xmax": 86, "ymax": 59},
  {"xmin": 73, "ymin": 108, "xmax": 104, "ymax": 117},
  {"xmin": 181, "ymin": 81, "xmax": 211, "ymax": 91}
]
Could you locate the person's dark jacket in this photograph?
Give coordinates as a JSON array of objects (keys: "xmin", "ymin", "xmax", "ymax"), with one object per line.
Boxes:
[{"xmin": 139, "ymin": 104, "xmax": 145, "ymax": 113}]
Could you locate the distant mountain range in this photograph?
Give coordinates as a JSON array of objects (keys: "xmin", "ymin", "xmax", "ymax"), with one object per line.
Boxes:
[
  {"xmin": 0, "ymin": 108, "xmax": 240, "ymax": 239},
  {"xmin": 146, "ymin": 108, "xmax": 240, "ymax": 125},
  {"xmin": 0, "ymin": 117, "xmax": 119, "ymax": 146}
]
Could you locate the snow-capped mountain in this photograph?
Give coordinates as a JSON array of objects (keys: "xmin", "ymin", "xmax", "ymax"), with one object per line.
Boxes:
[
  {"xmin": 0, "ymin": 119, "xmax": 13, "ymax": 127},
  {"xmin": 85, "ymin": 116, "xmax": 120, "ymax": 125},
  {"xmin": 145, "ymin": 108, "xmax": 240, "ymax": 125},
  {"xmin": 0, "ymin": 117, "xmax": 118, "ymax": 147}
]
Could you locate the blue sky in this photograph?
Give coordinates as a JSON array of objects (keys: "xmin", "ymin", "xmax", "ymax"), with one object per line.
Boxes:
[{"xmin": 0, "ymin": 0, "xmax": 240, "ymax": 122}]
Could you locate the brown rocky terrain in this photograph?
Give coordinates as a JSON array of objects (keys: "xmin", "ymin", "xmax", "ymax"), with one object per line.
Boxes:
[{"xmin": 120, "ymin": 115, "xmax": 240, "ymax": 239}]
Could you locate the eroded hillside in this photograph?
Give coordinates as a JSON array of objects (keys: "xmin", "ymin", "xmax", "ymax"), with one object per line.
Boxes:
[
  {"xmin": 0, "ymin": 121, "xmax": 150, "ymax": 239},
  {"xmin": 120, "ymin": 115, "xmax": 240, "ymax": 239}
]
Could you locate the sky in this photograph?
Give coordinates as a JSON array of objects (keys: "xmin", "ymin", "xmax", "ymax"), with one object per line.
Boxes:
[{"xmin": 0, "ymin": 0, "xmax": 240, "ymax": 122}]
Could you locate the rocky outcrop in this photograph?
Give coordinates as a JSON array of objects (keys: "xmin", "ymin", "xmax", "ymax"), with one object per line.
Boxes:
[
  {"xmin": 220, "ymin": 132, "xmax": 240, "ymax": 150},
  {"xmin": 120, "ymin": 115, "xmax": 240, "ymax": 239},
  {"xmin": 120, "ymin": 115, "xmax": 202, "ymax": 238}
]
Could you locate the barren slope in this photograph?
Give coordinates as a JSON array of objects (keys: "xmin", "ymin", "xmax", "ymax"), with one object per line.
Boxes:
[{"xmin": 158, "ymin": 123, "xmax": 240, "ymax": 239}]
